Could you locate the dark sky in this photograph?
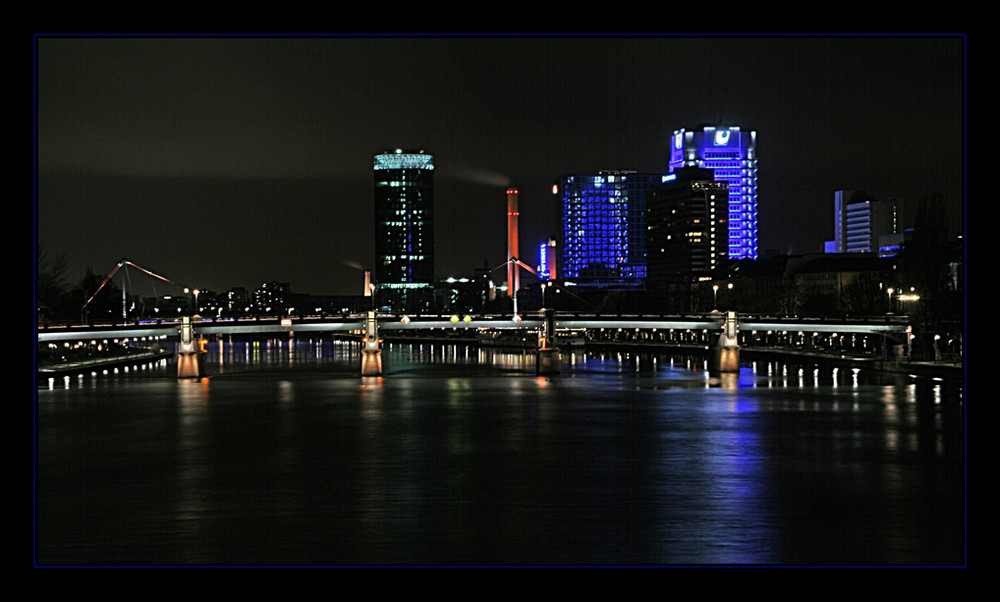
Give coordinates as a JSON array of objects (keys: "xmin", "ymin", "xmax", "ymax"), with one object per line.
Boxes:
[{"xmin": 35, "ymin": 35, "xmax": 965, "ymax": 298}]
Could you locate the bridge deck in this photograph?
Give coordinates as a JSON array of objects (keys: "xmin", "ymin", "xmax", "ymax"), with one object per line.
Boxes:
[{"xmin": 37, "ymin": 314, "xmax": 910, "ymax": 343}]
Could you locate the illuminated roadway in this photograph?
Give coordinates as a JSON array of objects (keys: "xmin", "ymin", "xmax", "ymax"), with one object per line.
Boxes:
[{"xmin": 36, "ymin": 313, "xmax": 910, "ymax": 343}]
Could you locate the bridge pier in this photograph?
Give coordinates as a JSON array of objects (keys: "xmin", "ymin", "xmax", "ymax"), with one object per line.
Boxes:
[
  {"xmin": 361, "ymin": 310, "xmax": 383, "ymax": 376},
  {"xmin": 709, "ymin": 311, "xmax": 740, "ymax": 374},
  {"xmin": 176, "ymin": 316, "xmax": 206, "ymax": 378},
  {"xmin": 536, "ymin": 308, "xmax": 561, "ymax": 375}
]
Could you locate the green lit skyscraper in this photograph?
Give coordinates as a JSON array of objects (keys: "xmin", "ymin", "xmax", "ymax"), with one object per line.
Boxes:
[{"xmin": 373, "ymin": 149, "xmax": 435, "ymax": 312}]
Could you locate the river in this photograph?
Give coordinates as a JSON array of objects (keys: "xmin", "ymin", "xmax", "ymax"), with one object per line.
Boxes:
[{"xmin": 35, "ymin": 339, "xmax": 965, "ymax": 566}]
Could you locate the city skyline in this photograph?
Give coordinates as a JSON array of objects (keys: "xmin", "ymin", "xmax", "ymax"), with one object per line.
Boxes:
[{"xmin": 35, "ymin": 34, "xmax": 965, "ymax": 298}]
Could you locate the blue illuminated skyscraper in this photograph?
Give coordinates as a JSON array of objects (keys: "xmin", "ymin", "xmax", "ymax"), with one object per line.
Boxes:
[
  {"xmin": 558, "ymin": 171, "xmax": 665, "ymax": 289},
  {"xmin": 373, "ymin": 149, "xmax": 434, "ymax": 312},
  {"xmin": 669, "ymin": 126, "xmax": 758, "ymax": 260}
]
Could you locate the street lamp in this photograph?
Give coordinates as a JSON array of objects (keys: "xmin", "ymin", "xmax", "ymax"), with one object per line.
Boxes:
[{"xmin": 184, "ymin": 287, "xmax": 200, "ymax": 314}]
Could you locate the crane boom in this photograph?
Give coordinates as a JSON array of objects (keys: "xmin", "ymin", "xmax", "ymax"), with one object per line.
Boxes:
[{"xmin": 82, "ymin": 258, "xmax": 181, "ymax": 315}]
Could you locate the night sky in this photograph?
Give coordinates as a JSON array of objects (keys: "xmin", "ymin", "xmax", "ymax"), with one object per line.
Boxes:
[{"xmin": 35, "ymin": 35, "xmax": 965, "ymax": 298}]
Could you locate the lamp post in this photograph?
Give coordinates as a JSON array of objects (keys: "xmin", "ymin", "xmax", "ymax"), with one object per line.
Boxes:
[
  {"xmin": 184, "ymin": 287, "xmax": 200, "ymax": 314},
  {"xmin": 541, "ymin": 281, "xmax": 552, "ymax": 309}
]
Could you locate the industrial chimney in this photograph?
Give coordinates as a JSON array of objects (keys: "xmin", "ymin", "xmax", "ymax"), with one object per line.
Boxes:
[{"xmin": 506, "ymin": 188, "xmax": 520, "ymax": 297}]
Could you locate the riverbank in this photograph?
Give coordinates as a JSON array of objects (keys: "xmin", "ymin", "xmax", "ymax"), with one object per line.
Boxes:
[
  {"xmin": 36, "ymin": 338, "xmax": 963, "ymax": 383},
  {"xmin": 37, "ymin": 348, "xmax": 174, "ymax": 379},
  {"xmin": 584, "ymin": 340, "xmax": 964, "ymax": 381},
  {"xmin": 381, "ymin": 334, "xmax": 963, "ymax": 381}
]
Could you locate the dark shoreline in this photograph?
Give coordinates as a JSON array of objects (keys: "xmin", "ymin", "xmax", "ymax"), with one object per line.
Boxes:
[
  {"xmin": 36, "ymin": 339, "xmax": 963, "ymax": 384},
  {"xmin": 37, "ymin": 348, "xmax": 175, "ymax": 379},
  {"xmin": 582, "ymin": 340, "xmax": 964, "ymax": 381}
]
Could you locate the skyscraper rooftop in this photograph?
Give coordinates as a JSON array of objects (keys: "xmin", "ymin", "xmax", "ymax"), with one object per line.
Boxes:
[
  {"xmin": 373, "ymin": 148, "xmax": 435, "ymax": 312},
  {"xmin": 669, "ymin": 126, "xmax": 758, "ymax": 260}
]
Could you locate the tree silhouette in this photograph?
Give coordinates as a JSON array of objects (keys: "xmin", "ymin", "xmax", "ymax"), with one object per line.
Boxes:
[{"xmin": 37, "ymin": 244, "xmax": 69, "ymax": 322}]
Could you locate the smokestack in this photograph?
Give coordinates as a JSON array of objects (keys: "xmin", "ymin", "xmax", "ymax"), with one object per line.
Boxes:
[{"xmin": 507, "ymin": 188, "xmax": 519, "ymax": 297}]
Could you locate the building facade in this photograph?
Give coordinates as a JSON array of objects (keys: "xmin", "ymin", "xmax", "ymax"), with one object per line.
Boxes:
[
  {"xmin": 831, "ymin": 190, "xmax": 898, "ymax": 254},
  {"xmin": 646, "ymin": 167, "xmax": 729, "ymax": 281},
  {"xmin": 373, "ymin": 149, "xmax": 435, "ymax": 312},
  {"xmin": 668, "ymin": 126, "xmax": 758, "ymax": 260},
  {"xmin": 558, "ymin": 171, "xmax": 665, "ymax": 289},
  {"xmin": 253, "ymin": 281, "xmax": 291, "ymax": 314},
  {"xmin": 537, "ymin": 237, "xmax": 557, "ymax": 281}
]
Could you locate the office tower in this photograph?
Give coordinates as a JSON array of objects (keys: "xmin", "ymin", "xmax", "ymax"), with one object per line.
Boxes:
[
  {"xmin": 373, "ymin": 149, "xmax": 434, "ymax": 312},
  {"xmin": 225, "ymin": 287, "xmax": 249, "ymax": 315},
  {"xmin": 253, "ymin": 281, "xmax": 291, "ymax": 314},
  {"xmin": 558, "ymin": 171, "xmax": 664, "ymax": 289},
  {"xmin": 669, "ymin": 126, "xmax": 758, "ymax": 260},
  {"xmin": 646, "ymin": 167, "xmax": 730, "ymax": 281},
  {"xmin": 831, "ymin": 190, "xmax": 898, "ymax": 254},
  {"xmin": 537, "ymin": 237, "xmax": 557, "ymax": 281}
]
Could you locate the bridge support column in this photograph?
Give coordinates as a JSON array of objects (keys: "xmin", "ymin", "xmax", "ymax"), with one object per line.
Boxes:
[
  {"xmin": 709, "ymin": 311, "xmax": 740, "ymax": 374},
  {"xmin": 361, "ymin": 310, "xmax": 382, "ymax": 376},
  {"xmin": 177, "ymin": 316, "xmax": 206, "ymax": 379},
  {"xmin": 536, "ymin": 308, "xmax": 561, "ymax": 375}
]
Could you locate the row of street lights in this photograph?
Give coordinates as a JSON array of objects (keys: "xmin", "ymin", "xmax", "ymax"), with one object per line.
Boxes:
[{"xmin": 886, "ymin": 286, "xmax": 920, "ymax": 313}]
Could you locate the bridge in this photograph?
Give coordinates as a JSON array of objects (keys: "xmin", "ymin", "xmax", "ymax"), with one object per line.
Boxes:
[
  {"xmin": 38, "ymin": 257, "xmax": 913, "ymax": 377},
  {"xmin": 37, "ymin": 311, "xmax": 912, "ymax": 377},
  {"xmin": 36, "ymin": 312, "xmax": 910, "ymax": 342}
]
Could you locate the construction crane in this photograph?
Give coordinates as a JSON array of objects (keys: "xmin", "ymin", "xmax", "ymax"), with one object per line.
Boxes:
[{"xmin": 81, "ymin": 258, "xmax": 182, "ymax": 322}]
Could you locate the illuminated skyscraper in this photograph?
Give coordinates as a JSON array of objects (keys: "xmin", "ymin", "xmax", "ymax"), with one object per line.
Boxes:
[
  {"xmin": 669, "ymin": 126, "xmax": 758, "ymax": 260},
  {"xmin": 373, "ymin": 149, "xmax": 434, "ymax": 312},
  {"xmin": 558, "ymin": 171, "xmax": 664, "ymax": 289},
  {"xmin": 831, "ymin": 190, "xmax": 898, "ymax": 254},
  {"xmin": 646, "ymin": 168, "xmax": 729, "ymax": 280},
  {"xmin": 537, "ymin": 237, "xmax": 557, "ymax": 281}
]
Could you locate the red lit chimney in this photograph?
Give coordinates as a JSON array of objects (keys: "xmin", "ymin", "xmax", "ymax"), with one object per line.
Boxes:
[{"xmin": 506, "ymin": 188, "xmax": 519, "ymax": 297}]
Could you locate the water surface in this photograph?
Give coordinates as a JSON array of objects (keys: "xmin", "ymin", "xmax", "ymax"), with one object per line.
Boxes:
[{"xmin": 36, "ymin": 341, "xmax": 965, "ymax": 566}]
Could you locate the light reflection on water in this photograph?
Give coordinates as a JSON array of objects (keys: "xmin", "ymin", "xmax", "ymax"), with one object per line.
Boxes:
[{"xmin": 36, "ymin": 340, "xmax": 964, "ymax": 566}]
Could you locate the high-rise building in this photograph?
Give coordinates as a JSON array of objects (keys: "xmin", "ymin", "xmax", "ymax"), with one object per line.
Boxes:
[
  {"xmin": 557, "ymin": 171, "xmax": 665, "ymax": 289},
  {"xmin": 373, "ymin": 149, "xmax": 435, "ymax": 312},
  {"xmin": 668, "ymin": 126, "xmax": 758, "ymax": 260},
  {"xmin": 253, "ymin": 281, "xmax": 291, "ymax": 314},
  {"xmin": 646, "ymin": 167, "xmax": 729, "ymax": 281},
  {"xmin": 225, "ymin": 287, "xmax": 250, "ymax": 315},
  {"xmin": 537, "ymin": 237, "xmax": 557, "ymax": 281},
  {"xmin": 830, "ymin": 190, "xmax": 898, "ymax": 254}
]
